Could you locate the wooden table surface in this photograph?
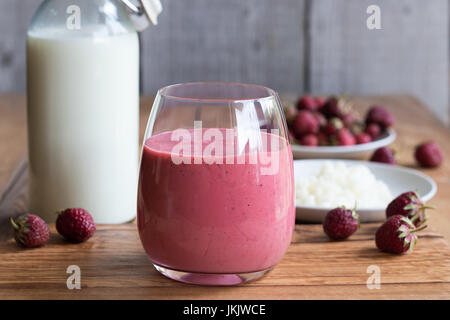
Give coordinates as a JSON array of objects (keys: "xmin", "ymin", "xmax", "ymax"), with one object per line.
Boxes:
[
  {"xmin": 0, "ymin": 223, "xmax": 449, "ymax": 300},
  {"xmin": 0, "ymin": 94, "xmax": 449, "ymax": 299}
]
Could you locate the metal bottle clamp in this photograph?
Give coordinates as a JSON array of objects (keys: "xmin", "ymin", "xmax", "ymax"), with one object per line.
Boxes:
[
  {"xmin": 120, "ymin": 0, "xmax": 162, "ymax": 25},
  {"xmin": 121, "ymin": 0, "xmax": 142, "ymax": 14}
]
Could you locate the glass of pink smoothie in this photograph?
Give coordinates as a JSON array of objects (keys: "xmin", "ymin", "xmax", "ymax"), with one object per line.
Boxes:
[{"xmin": 138, "ymin": 82, "xmax": 295, "ymax": 285}]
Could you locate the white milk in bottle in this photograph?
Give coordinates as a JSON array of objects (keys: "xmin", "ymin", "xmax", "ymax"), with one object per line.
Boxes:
[{"xmin": 26, "ymin": 0, "xmax": 162, "ymax": 223}]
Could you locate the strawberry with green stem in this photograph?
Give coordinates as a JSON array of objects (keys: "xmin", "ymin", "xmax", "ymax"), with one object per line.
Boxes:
[
  {"xmin": 376, "ymin": 215, "xmax": 427, "ymax": 253},
  {"xmin": 386, "ymin": 191, "xmax": 433, "ymax": 227},
  {"xmin": 10, "ymin": 214, "xmax": 50, "ymax": 248}
]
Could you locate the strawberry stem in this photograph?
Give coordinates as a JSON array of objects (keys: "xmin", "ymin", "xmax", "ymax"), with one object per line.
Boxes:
[
  {"xmin": 410, "ymin": 224, "xmax": 428, "ymax": 233},
  {"xmin": 10, "ymin": 217, "xmax": 19, "ymax": 230}
]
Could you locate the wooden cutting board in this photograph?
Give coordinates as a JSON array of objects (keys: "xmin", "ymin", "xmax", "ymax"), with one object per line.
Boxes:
[{"xmin": 0, "ymin": 223, "xmax": 449, "ymax": 300}]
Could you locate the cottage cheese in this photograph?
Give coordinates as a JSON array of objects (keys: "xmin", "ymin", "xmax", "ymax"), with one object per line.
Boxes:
[{"xmin": 296, "ymin": 161, "xmax": 392, "ymax": 208}]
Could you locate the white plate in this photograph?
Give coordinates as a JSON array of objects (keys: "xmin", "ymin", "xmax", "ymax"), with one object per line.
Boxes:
[
  {"xmin": 294, "ymin": 159, "xmax": 437, "ymax": 223},
  {"xmin": 292, "ymin": 128, "xmax": 396, "ymax": 159}
]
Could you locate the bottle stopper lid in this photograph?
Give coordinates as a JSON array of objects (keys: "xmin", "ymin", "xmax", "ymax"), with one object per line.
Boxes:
[
  {"xmin": 139, "ymin": 0, "xmax": 163, "ymax": 25},
  {"xmin": 121, "ymin": 0, "xmax": 162, "ymax": 28}
]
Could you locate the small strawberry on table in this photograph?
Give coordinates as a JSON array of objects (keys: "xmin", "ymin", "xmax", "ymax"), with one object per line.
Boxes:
[
  {"xmin": 375, "ymin": 215, "xmax": 426, "ymax": 254},
  {"xmin": 10, "ymin": 214, "xmax": 50, "ymax": 248},
  {"xmin": 56, "ymin": 208, "xmax": 96, "ymax": 243},
  {"xmin": 323, "ymin": 207, "xmax": 360, "ymax": 240}
]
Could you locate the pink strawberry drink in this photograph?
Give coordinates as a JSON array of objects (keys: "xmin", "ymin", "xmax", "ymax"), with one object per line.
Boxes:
[{"xmin": 137, "ymin": 128, "xmax": 295, "ymax": 273}]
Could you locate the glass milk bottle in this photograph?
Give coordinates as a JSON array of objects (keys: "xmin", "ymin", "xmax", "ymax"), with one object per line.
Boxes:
[{"xmin": 26, "ymin": 0, "xmax": 162, "ymax": 223}]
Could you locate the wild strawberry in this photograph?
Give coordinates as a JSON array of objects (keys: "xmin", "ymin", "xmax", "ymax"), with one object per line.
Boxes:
[
  {"xmin": 340, "ymin": 112, "xmax": 356, "ymax": 127},
  {"xmin": 415, "ymin": 141, "xmax": 443, "ymax": 168},
  {"xmin": 292, "ymin": 110, "xmax": 319, "ymax": 138},
  {"xmin": 386, "ymin": 191, "xmax": 432, "ymax": 227},
  {"xmin": 366, "ymin": 105, "xmax": 395, "ymax": 128},
  {"xmin": 323, "ymin": 118, "xmax": 344, "ymax": 136},
  {"xmin": 315, "ymin": 97, "xmax": 325, "ymax": 110},
  {"xmin": 335, "ymin": 128, "xmax": 356, "ymax": 146},
  {"xmin": 56, "ymin": 208, "xmax": 96, "ymax": 243},
  {"xmin": 296, "ymin": 95, "xmax": 319, "ymax": 111},
  {"xmin": 10, "ymin": 214, "xmax": 50, "ymax": 248},
  {"xmin": 317, "ymin": 132, "xmax": 329, "ymax": 146},
  {"xmin": 355, "ymin": 132, "xmax": 372, "ymax": 144},
  {"xmin": 300, "ymin": 134, "xmax": 318, "ymax": 147},
  {"xmin": 375, "ymin": 215, "xmax": 426, "ymax": 254},
  {"xmin": 370, "ymin": 147, "xmax": 396, "ymax": 165},
  {"xmin": 323, "ymin": 207, "xmax": 360, "ymax": 240},
  {"xmin": 365, "ymin": 123, "xmax": 381, "ymax": 140},
  {"xmin": 321, "ymin": 97, "xmax": 347, "ymax": 119},
  {"xmin": 312, "ymin": 111, "xmax": 327, "ymax": 127}
]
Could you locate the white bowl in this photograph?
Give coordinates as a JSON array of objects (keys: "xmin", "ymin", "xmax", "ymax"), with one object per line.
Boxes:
[
  {"xmin": 294, "ymin": 159, "xmax": 437, "ymax": 223},
  {"xmin": 292, "ymin": 128, "xmax": 396, "ymax": 159}
]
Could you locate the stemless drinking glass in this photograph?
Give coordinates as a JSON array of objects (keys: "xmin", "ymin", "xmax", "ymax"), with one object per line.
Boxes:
[{"xmin": 137, "ymin": 82, "xmax": 295, "ymax": 285}]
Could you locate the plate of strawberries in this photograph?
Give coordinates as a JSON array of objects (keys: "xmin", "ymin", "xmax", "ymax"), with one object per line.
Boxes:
[{"xmin": 285, "ymin": 95, "xmax": 396, "ymax": 159}]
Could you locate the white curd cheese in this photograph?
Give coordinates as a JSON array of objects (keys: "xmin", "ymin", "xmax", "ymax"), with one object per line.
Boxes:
[{"xmin": 296, "ymin": 161, "xmax": 392, "ymax": 208}]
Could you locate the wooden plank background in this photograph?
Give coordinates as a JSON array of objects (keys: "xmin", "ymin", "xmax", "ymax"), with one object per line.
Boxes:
[{"xmin": 0, "ymin": 0, "xmax": 449, "ymax": 123}]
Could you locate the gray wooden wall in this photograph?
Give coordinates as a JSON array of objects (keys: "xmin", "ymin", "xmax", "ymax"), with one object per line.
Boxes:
[{"xmin": 0, "ymin": 0, "xmax": 449, "ymax": 124}]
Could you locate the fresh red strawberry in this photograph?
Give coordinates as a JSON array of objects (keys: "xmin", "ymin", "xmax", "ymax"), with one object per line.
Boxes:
[
  {"xmin": 386, "ymin": 191, "xmax": 431, "ymax": 226},
  {"xmin": 10, "ymin": 214, "xmax": 50, "ymax": 248},
  {"xmin": 312, "ymin": 111, "xmax": 327, "ymax": 127},
  {"xmin": 56, "ymin": 208, "xmax": 96, "ymax": 243},
  {"xmin": 322, "ymin": 118, "xmax": 344, "ymax": 136},
  {"xmin": 370, "ymin": 147, "xmax": 396, "ymax": 165},
  {"xmin": 300, "ymin": 134, "xmax": 318, "ymax": 147},
  {"xmin": 365, "ymin": 123, "xmax": 381, "ymax": 140},
  {"xmin": 292, "ymin": 110, "xmax": 319, "ymax": 138},
  {"xmin": 375, "ymin": 215, "xmax": 426, "ymax": 253},
  {"xmin": 296, "ymin": 95, "xmax": 318, "ymax": 111},
  {"xmin": 321, "ymin": 97, "xmax": 347, "ymax": 119},
  {"xmin": 366, "ymin": 105, "xmax": 395, "ymax": 128},
  {"xmin": 415, "ymin": 141, "xmax": 443, "ymax": 168},
  {"xmin": 317, "ymin": 132, "xmax": 329, "ymax": 146},
  {"xmin": 315, "ymin": 97, "xmax": 325, "ymax": 110},
  {"xmin": 335, "ymin": 128, "xmax": 356, "ymax": 146},
  {"xmin": 323, "ymin": 207, "xmax": 360, "ymax": 240},
  {"xmin": 355, "ymin": 132, "xmax": 372, "ymax": 144},
  {"xmin": 340, "ymin": 112, "xmax": 356, "ymax": 127}
]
